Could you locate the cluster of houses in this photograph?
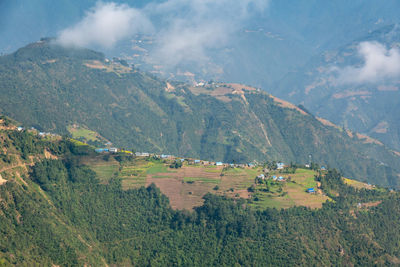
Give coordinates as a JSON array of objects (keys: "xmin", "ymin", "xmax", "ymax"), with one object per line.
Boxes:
[
  {"xmin": 131, "ymin": 152, "xmax": 265, "ymax": 168},
  {"xmin": 95, "ymin": 147, "xmax": 119, "ymax": 153},
  {"xmin": 256, "ymin": 173, "xmax": 286, "ymax": 182},
  {"xmin": 16, "ymin": 126, "xmax": 60, "ymax": 139}
]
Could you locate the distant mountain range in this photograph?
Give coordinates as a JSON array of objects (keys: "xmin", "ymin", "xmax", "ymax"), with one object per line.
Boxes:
[
  {"xmin": 276, "ymin": 24, "xmax": 400, "ymax": 151},
  {"xmin": 1, "ymin": 40, "xmax": 400, "ymax": 188}
]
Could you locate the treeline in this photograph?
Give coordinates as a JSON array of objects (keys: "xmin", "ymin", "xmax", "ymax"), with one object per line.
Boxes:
[
  {"xmin": 2, "ymin": 42, "xmax": 400, "ymax": 188},
  {"xmin": 1, "ymin": 134, "xmax": 400, "ymax": 265}
]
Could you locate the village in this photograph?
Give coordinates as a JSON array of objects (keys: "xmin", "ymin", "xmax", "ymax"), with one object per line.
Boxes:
[
  {"xmin": 7, "ymin": 120, "xmax": 331, "ymax": 198},
  {"xmin": 1, "ymin": 118, "xmax": 378, "ymax": 211},
  {"xmin": 93, "ymin": 143, "xmax": 331, "ymax": 194}
]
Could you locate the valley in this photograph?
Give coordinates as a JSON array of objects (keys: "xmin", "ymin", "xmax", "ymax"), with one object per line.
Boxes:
[
  {"xmin": 1, "ymin": 40, "xmax": 400, "ymax": 189},
  {"xmin": 1, "ymin": 117, "xmax": 399, "ymax": 266}
]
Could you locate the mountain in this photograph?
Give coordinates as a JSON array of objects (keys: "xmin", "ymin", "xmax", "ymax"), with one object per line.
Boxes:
[
  {"xmin": 276, "ymin": 24, "xmax": 400, "ymax": 151},
  {"xmin": 3, "ymin": 0, "xmax": 400, "ymax": 88},
  {"xmin": 2, "ymin": 118, "xmax": 400, "ymax": 266},
  {"xmin": 1, "ymin": 40, "xmax": 400, "ymax": 188}
]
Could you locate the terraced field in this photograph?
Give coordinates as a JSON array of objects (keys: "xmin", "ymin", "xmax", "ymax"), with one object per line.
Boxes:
[{"xmin": 83, "ymin": 156, "xmax": 332, "ymax": 210}]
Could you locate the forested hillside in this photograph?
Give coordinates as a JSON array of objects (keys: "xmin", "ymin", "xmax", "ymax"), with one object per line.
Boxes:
[
  {"xmin": 1, "ymin": 40, "xmax": 400, "ymax": 188},
  {"xmin": 1, "ymin": 118, "xmax": 400, "ymax": 266}
]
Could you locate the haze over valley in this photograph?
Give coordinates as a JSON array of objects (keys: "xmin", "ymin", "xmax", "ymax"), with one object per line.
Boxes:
[{"xmin": 1, "ymin": 1, "xmax": 400, "ymax": 266}]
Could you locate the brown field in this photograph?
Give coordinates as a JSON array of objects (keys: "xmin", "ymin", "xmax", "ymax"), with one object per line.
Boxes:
[
  {"xmin": 0, "ymin": 173, "xmax": 7, "ymax": 185},
  {"xmin": 285, "ymin": 182, "xmax": 330, "ymax": 208},
  {"xmin": 147, "ymin": 166, "xmax": 222, "ymax": 209},
  {"xmin": 82, "ymin": 156, "xmax": 331, "ymax": 211}
]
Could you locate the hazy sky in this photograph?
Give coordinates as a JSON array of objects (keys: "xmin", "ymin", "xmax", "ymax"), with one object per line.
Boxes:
[{"xmin": 57, "ymin": 0, "xmax": 269, "ymax": 67}]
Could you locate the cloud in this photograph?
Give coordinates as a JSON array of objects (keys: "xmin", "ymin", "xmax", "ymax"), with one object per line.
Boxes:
[
  {"xmin": 57, "ymin": 0, "xmax": 269, "ymax": 68},
  {"xmin": 57, "ymin": 2, "xmax": 153, "ymax": 49},
  {"xmin": 145, "ymin": 0, "xmax": 269, "ymax": 67},
  {"xmin": 334, "ymin": 41, "xmax": 400, "ymax": 84}
]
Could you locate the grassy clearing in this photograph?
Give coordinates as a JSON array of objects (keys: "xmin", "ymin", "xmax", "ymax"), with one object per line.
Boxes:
[
  {"xmin": 151, "ymin": 175, "xmax": 173, "ymax": 178},
  {"xmin": 343, "ymin": 177, "xmax": 374, "ymax": 190},
  {"xmin": 91, "ymin": 164, "xmax": 119, "ymax": 182},
  {"xmin": 68, "ymin": 125, "xmax": 101, "ymax": 142},
  {"xmin": 146, "ymin": 163, "xmax": 176, "ymax": 174},
  {"xmin": 250, "ymin": 192, "xmax": 294, "ymax": 209},
  {"xmin": 121, "ymin": 177, "xmax": 146, "ymax": 189},
  {"xmin": 183, "ymin": 177, "xmax": 221, "ymax": 184}
]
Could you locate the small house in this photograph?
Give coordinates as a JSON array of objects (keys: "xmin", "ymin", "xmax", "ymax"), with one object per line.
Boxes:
[
  {"xmin": 278, "ymin": 176, "xmax": 284, "ymax": 181},
  {"xmin": 276, "ymin": 162, "xmax": 285, "ymax": 170},
  {"xmin": 257, "ymin": 174, "xmax": 265, "ymax": 180},
  {"xmin": 216, "ymin": 162, "xmax": 223, "ymax": 166},
  {"xmin": 307, "ymin": 188, "xmax": 315, "ymax": 193},
  {"xmin": 203, "ymin": 161, "xmax": 210, "ymax": 165},
  {"xmin": 109, "ymin": 148, "xmax": 118, "ymax": 153},
  {"xmin": 194, "ymin": 160, "xmax": 201, "ymax": 164},
  {"xmin": 135, "ymin": 152, "xmax": 149, "ymax": 157},
  {"xmin": 95, "ymin": 148, "xmax": 106, "ymax": 153},
  {"xmin": 272, "ymin": 175, "xmax": 277, "ymax": 180},
  {"xmin": 320, "ymin": 166, "xmax": 326, "ymax": 171}
]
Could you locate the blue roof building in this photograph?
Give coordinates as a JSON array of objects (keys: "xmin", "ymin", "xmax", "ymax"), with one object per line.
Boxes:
[
  {"xmin": 95, "ymin": 148, "xmax": 108, "ymax": 153},
  {"xmin": 307, "ymin": 188, "xmax": 315, "ymax": 193},
  {"xmin": 277, "ymin": 162, "xmax": 285, "ymax": 169}
]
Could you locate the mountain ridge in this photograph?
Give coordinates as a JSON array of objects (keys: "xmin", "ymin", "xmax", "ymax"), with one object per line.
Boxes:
[
  {"xmin": 275, "ymin": 24, "xmax": 400, "ymax": 151},
  {"xmin": 1, "ymin": 40, "xmax": 400, "ymax": 188}
]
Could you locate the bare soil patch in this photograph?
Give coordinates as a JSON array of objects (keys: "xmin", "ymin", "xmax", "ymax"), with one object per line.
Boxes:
[
  {"xmin": 0, "ymin": 173, "xmax": 7, "ymax": 185},
  {"xmin": 146, "ymin": 166, "xmax": 222, "ymax": 210},
  {"xmin": 270, "ymin": 95, "xmax": 308, "ymax": 115}
]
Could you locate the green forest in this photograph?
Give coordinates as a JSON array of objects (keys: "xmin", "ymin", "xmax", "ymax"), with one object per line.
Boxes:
[
  {"xmin": 1, "ymin": 127, "xmax": 400, "ymax": 266},
  {"xmin": 1, "ymin": 41, "xmax": 400, "ymax": 188}
]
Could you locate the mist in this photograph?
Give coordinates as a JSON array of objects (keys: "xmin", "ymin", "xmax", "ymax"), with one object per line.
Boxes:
[
  {"xmin": 57, "ymin": 2, "xmax": 153, "ymax": 49},
  {"xmin": 56, "ymin": 0, "xmax": 269, "ymax": 67},
  {"xmin": 334, "ymin": 41, "xmax": 400, "ymax": 84}
]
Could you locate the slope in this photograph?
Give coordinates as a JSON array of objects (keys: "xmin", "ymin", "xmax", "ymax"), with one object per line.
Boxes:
[
  {"xmin": 2, "ymin": 120, "xmax": 400, "ymax": 266},
  {"xmin": 1, "ymin": 40, "xmax": 400, "ymax": 188},
  {"xmin": 276, "ymin": 24, "xmax": 400, "ymax": 151}
]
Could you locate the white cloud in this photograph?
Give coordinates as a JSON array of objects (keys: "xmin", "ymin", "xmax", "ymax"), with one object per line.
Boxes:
[
  {"xmin": 335, "ymin": 41, "xmax": 400, "ymax": 84},
  {"xmin": 57, "ymin": 0, "xmax": 269, "ymax": 67},
  {"xmin": 57, "ymin": 2, "xmax": 153, "ymax": 49},
  {"xmin": 145, "ymin": 0, "xmax": 269, "ymax": 67}
]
